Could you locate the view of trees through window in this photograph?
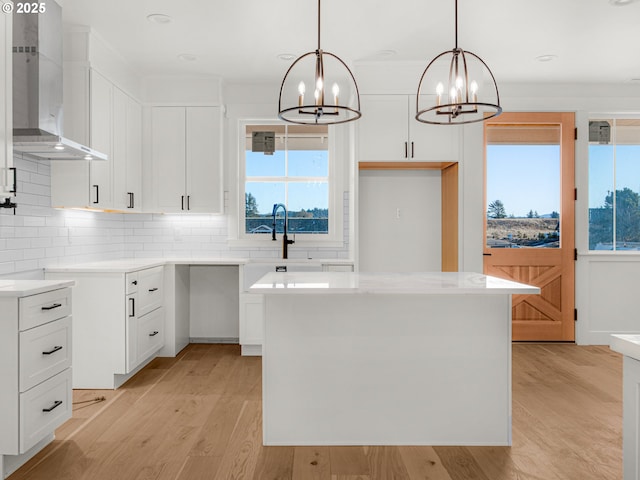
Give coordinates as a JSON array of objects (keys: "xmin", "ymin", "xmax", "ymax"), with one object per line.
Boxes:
[
  {"xmin": 485, "ymin": 139, "xmax": 561, "ymax": 248},
  {"xmin": 589, "ymin": 119, "xmax": 640, "ymax": 250},
  {"xmin": 244, "ymin": 124, "xmax": 329, "ymax": 236}
]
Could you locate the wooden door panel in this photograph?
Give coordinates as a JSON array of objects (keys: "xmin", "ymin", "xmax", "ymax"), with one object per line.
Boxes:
[{"xmin": 484, "ymin": 112, "xmax": 575, "ymax": 341}]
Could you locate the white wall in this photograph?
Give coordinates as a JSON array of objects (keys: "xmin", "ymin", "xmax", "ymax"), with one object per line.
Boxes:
[{"xmin": 359, "ymin": 169, "xmax": 441, "ymax": 272}]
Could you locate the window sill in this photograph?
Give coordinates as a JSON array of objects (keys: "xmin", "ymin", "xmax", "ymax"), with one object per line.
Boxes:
[{"xmin": 228, "ymin": 237, "xmax": 345, "ymax": 249}]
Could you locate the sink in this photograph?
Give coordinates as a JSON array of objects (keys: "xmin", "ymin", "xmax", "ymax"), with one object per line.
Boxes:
[{"xmin": 243, "ymin": 262, "xmax": 323, "ymax": 291}]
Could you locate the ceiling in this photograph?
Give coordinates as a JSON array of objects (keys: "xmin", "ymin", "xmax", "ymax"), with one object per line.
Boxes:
[{"xmin": 58, "ymin": 0, "xmax": 640, "ymax": 86}]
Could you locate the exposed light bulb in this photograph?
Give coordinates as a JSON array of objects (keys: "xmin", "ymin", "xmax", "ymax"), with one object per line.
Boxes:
[
  {"xmin": 436, "ymin": 83, "xmax": 444, "ymax": 95},
  {"xmin": 298, "ymin": 81, "xmax": 306, "ymax": 95},
  {"xmin": 455, "ymin": 76, "xmax": 464, "ymax": 89},
  {"xmin": 450, "ymin": 87, "xmax": 458, "ymax": 102},
  {"xmin": 332, "ymin": 83, "xmax": 339, "ymax": 97},
  {"xmin": 316, "ymin": 77, "xmax": 323, "ymax": 91},
  {"xmin": 470, "ymin": 80, "xmax": 478, "ymax": 103}
]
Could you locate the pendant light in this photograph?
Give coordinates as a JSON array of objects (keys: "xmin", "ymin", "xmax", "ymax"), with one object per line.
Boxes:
[
  {"xmin": 277, "ymin": 0, "xmax": 361, "ymax": 125},
  {"xmin": 416, "ymin": 0, "xmax": 501, "ymax": 125}
]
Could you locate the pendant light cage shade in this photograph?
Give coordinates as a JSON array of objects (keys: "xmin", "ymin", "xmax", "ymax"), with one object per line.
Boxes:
[
  {"xmin": 278, "ymin": 49, "xmax": 362, "ymax": 125},
  {"xmin": 416, "ymin": 47, "xmax": 501, "ymax": 125}
]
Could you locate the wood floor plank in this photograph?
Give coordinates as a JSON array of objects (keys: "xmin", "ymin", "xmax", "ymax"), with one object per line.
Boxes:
[
  {"xmin": 433, "ymin": 446, "xmax": 492, "ymax": 480},
  {"xmin": 292, "ymin": 446, "xmax": 331, "ymax": 480},
  {"xmin": 398, "ymin": 446, "xmax": 454, "ymax": 480},
  {"xmin": 7, "ymin": 343, "xmax": 624, "ymax": 480},
  {"xmin": 252, "ymin": 446, "xmax": 294, "ymax": 480},
  {"xmin": 363, "ymin": 446, "xmax": 411, "ymax": 480},
  {"xmin": 212, "ymin": 400, "xmax": 263, "ymax": 480},
  {"xmin": 329, "ymin": 447, "xmax": 370, "ymax": 477}
]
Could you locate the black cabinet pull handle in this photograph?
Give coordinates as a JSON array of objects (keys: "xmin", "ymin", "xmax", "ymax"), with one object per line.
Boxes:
[
  {"xmin": 127, "ymin": 192, "xmax": 134, "ymax": 209},
  {"xmin": 9, "ymin": 167, "xmax": 17, "ymax": 193},
  {"xmin": 41, "ymin": 303, "xmax": 62, "ymax": 311},
  {"xmin": 129, "ymin": 297, "xmax": 135, "ymax": 317},
  {"xmin": 42, "ymin": 400, "xmax": 63, "ymax": 413},
  {"xmin": 411, "ymin": 141, "xmax": 415, "ymax": 158},
  {"xmin": 42, "ymin": 346, "xmax": 63, "ymax": 355},
  {"xmin": 149, "ymin": 331, "xmax": 159, "ymax": 337},
  {"xmin": 148, "ymin": 287, "xmax": 158, "ymax": 292},
  {"xmin": 181, "ymin": 195, "xmax": 185, "ymax": 210},
  {"xmin": 93, "ymin": 185, "xmax": 99, "ymax": 204},
  {"xmin": 132, "ymin": 280, "xmax": 137, "ymax": 285},
  {"xmin": 187, "ymin": 195, "xmax": 191, "ymax": 210},
  {"xmin": 483, "ymin": 253, "xmax": 492, "ymax": 256},
  {"xmin": 404, "ymin": 142, "xmax": 408, "ymax": 158}
]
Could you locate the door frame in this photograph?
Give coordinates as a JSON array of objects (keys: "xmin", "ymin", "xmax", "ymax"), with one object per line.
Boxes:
[{"xmin": 483, "ymin": 112, "xmax": 575, "ymax": 341}]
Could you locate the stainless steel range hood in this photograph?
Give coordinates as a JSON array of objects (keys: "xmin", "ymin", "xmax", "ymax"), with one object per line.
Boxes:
[{"xmin": 12, "ymin": 0, "xmax": 106, "ymax": 161}]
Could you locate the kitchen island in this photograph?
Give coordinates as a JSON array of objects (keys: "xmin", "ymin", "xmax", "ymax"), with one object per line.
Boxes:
[{"xmin": 250, "ymin": 271, "xmax": 539, "ymax": 446}]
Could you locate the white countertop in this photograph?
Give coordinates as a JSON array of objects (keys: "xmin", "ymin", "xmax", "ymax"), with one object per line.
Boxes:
[
  {"xmin": 0, "ymin": 279, "xmax": 75, "ymax": 297},
  {"xmin": 45, "ymin": 257, "xmax": 353, "ymax": 274},
  {"xmin": 610, "ymin": 334, "xmax": 640, "ymax": 362},
  {"xmin": 249, "ymin": 271, "xmax": 540, "ymax": 295}
]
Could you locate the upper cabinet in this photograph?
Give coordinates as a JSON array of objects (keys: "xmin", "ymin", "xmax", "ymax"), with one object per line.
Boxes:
[
  {"xmin": 149, "ymin": 106, "xmax": 223, "ymax": 213},
  {"xmin": 0, "ymin": 7, "xmax": 13, "ymax": 199},
  {"xmin": 358, "ymin": 95, "xmax": 460, "ymax": 163},
  {"xmin": 52, "ymin": 68, "xmax": 142, "ymax": 210},
  {"xmin": 112, "ymin": 88, "xmax": 142, "ymax": 211}
]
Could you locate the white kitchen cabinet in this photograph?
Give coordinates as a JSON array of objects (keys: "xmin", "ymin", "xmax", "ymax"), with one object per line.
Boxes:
[
  {"xmin": 358, "ymin": 94, "xmax": 459, "ymax": 163},
  {"xmin": 0, "ymin": 286, "xmax": 73, "ymax": 477},
  {"xmin": 112, "ymin": 88, "xmax": 142, "ymax": 211},
  {"xmin": 46, "ymin": 266, "xmax": 164, "ymax": 389},
  {"xmin": 0, "ymin": 7, "xmax": 13, "ymax": 200},
  {"xmin": 52, "ymin": 68, "xmax": 142, "ymax": 210},
  {"xmin": 150, "ymin": 106, "xmax": 223, "ymax": 213},
  {"xmin": 88, "ymin": 69, "xmax": 113, "ymax": 208}
]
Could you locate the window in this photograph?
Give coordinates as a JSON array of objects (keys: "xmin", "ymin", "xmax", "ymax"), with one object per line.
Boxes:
[
  {"xmin": 589, "ymin": 119, "xmax": 640, "ymax": 251},
  {"xmin": 241, "ymin": 124, "xmax": 339, "ymax": 241}
]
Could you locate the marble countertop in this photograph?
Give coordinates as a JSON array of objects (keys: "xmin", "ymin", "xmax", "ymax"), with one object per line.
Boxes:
[
  {"xmin": 0, "ymin": 279, "xmax": 75, "ymax": 297},
  {"xmin": 249, "ymin": 271, "xmax": 540, "ymax": 295},
  {"xmin": 45, "ymin": 257, "xmax": 353, "ymax": 274},
  {"xmin": 610, "ymin": 334, "xmax": 640, "ymax": 362}
]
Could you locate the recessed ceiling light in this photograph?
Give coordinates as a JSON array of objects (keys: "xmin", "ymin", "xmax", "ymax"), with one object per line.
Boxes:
[
  {"xmin": 374, "ymin": 50, "xmax": 397, "ymax": 58},
  {"xmin": 535, "ymin": 54, "xmax": 558, "ymax": 63},
  {"xmin": 146, "ymin": 14, "xmax": 172, "ymax": 24},
  {"xmin": 177, "ymin": 53, "xmax": 197, "ymax": 62},
  {"xmin": 277, "ymin": 53, "xmax": 296, "ymax": 61},
  {"xmin": 609, "ymin": 0, "xmax": 636, "ymax": 5}
]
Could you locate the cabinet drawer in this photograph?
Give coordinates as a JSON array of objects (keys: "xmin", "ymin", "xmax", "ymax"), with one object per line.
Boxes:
[
  {"xmin": 126, "ymin": 272, "xmax": 138, "ymax": 295},
  {"xmin": 20, "ymin": 316, "xmax": 72, "ymax": 392},
  {"xmin": 137, "ymin": 267, "xmax": 163, "ymax": 317},
  {"xmin": 137, "ymin": 307, "xmax": 164, "ymax": 366},
  {"xmin": 19, "ymin": 288, "xmax": 72, "ymax": 330},
  {"xmin": 20, "ymin": 368, "xmax": 72, "ymax": 454}
]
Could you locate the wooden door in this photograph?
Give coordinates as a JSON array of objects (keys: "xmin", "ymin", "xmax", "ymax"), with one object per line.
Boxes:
[{"xmin": 483, "ymin": 112, "xmax": 575, "ymax": 341}]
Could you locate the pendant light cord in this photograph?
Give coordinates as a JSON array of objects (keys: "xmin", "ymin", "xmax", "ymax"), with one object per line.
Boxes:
[
  {"xmin": 454, "ymin": 0, "xmax": 458, "ymax": 50},
  {"xmin": 317, "ymin": 0, "xmax": 321, "ymax": 50}
]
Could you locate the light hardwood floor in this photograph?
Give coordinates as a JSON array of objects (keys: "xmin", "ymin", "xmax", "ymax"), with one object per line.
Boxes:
[{"xmin": 9, "ymin": 343, "xmax": 622, "ymax": 480}]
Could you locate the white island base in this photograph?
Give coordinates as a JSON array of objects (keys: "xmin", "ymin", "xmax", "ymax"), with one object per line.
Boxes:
[{"xmin": 254, "ymin": 272, "xmax": 539, "ymax": 446}]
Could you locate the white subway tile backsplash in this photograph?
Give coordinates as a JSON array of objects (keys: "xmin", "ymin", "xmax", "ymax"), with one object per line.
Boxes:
[{"xmin": 1, "ymin": 154, "xmax": 351, "ymax": 277}]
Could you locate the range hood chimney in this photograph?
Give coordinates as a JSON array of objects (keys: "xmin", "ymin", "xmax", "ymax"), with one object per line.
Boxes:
[{"xmin": 12, "ymin": 0, "xmax": 106, "ymax": 161}]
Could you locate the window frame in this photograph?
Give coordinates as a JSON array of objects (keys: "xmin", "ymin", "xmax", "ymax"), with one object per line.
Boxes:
[
  {"xmin": 235, "ymin": 119, "xmax": 344, "ymax": 247},
  {"xmin": 587, "ymin": 115, "xmax": 640, "ymax": 253}
]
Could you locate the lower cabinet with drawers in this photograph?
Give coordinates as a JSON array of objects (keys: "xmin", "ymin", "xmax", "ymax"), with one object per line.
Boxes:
[
  {"xmin": 46, "ymin": 266, "xmax": 165, "ymax": 389},
  {"xmin": 0, "ymin": 283, "xmax": 74, "ymax": 479}
]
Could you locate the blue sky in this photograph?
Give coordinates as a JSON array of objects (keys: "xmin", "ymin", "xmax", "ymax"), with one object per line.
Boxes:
[
  {"xmin": 486, "ymin": 145, "xmax": 560, "ymax": 217},
  {"xmin": 245, "ymin": 150, "xmax": 329, "ymax": 214},
  {"xmin": 589, "ymin": 145, "xmax": 640, "ymax": 208}
]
